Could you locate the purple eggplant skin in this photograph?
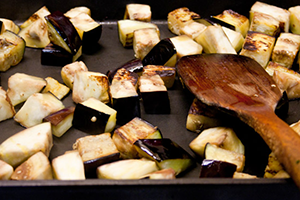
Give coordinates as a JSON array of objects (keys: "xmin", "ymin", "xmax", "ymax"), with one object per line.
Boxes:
[
  {"xmin": 112, "ymin": 96, "xmax": 141, "ymax": 126},
  {"xmin": 82, "ymin": 24, "xmax": 102, "ymax": 54},
  {"xmin": 45, "ymin": 11, "xmax": 82, "ymax": 55},
  {"xmin": 142, "ymin": 38, "xmax": 176, "ymax": 66},
  {"xmin": 84, "ymin": 152, "xmax": 120, "ymax": 178},
  {"xmin": 41, "ymin": 43, "xmax": 73, "ymax": 66},
  {"xmin": 140, "ymin": 91, "xmax": 170, "ymax": 114},
  {"xmin": 43, "ymin": 106, "xmax": 75, "ymax": 126},
  {"xmin": 199, "ymin": 159, "xmax": 237, "ymax": 178},
  {"xmin": 72, "ymin": 103, "xmax": 110, "ymax": 134},
  {"xmin": 107, "ymin": 58, "xmax": 143, "ymax": 82}
]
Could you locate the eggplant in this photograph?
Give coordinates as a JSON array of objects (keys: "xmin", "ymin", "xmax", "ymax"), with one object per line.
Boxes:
[
  {"xmin": 107, "ymin": 58, "xmax": 143, "ymax": 83},
  {"xmin": 11, "ymin": 152, "xmax": 53, "ymax": 180},
  {"xmin": 124, "ymin": 4, "xmax": 152, "ymax": 22},
  {"xmin": 134, "ymin": 138, "xmax": 195, "ymax": 175},
  {"xmin": 97, "ymin": 158, "xmax": 158, "ymax": 179},
  {"xmin": 169, "ymin": 35, "xmax": 203, "ymax": 59},
  {"xmin": 42, "ymin": 77, "xmax": 70, "ymax": 100},
  {"xmin": 0, "ymin": 87, "xmax": 15, "ymax": 122},
  {"xmin": 41, "ymin": 43, "xmax": 82, "ymax": 66},
  {"xmin": 0, "ymin": 160, "xmax": 13, "ymax": 180},
  {"xmin": 0, "ymin": 122, "xmax": 53, "ymax": 168},
  {"xmin": 6, "ymin": 73, "xmax": 46, "ymax": 106},
  {"xmin": 141, "ymin": 168, "xmax": 176, "ymax": 179},
  {"xmin": 139, "ymin": 74, "xmax": 170, "ymax": 114},
  {"xmin": 72, "ymin": 98, "xmax": 117, "ymax": 134},
  {"xmin": 0, "ymin": 30, "xmax": 25, "ymax": 72},
  {"xmin": 0, "ymin": 18, "xmax": 19, "ymax": 34},
  {"xmin": 61, "ymin": 61, "xmax": 88, "ymax": 89},
  {"xmin": 43, "ymin": 106, "xmax": 75, "ymax": 137},
  {"xmin": 45, "ymin": 11, "xmax": 82, "ymax": 55},
  {"xmin": 142, "ymin": 38, "xmax": 177, "ymax": 67},
  {"xmin": 112, "ymin": 117, "xmax": 162, "ymax": 159},
  {"xmin": 199, "ymin": 159, "xmax": 237, "ymax": 178},
  {"xmin": 14, "ymin": 92, "xmax": 65, "ymax": 128},
  {"xmin": 73, "ymin": 133, "xmax": 120, "ymax": 178},
  {"xmin": 52, "ymin": 150, "xmax": 85, "ymax": 180},
  {"xmin": 65, "ymin": 6, "xmax": 91, "ymax": 18},
  {"xmin": 142, "ymin": 65, "xmax": 176, "ymax": 89}
]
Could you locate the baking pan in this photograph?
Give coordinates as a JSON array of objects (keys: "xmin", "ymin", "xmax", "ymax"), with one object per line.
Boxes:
[{"xmin": 0, "ymin": 0, "xmax": 300, "ymax": 199}]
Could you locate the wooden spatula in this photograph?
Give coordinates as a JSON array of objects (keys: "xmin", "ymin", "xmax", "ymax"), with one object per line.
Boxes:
[{"xmin": 177, "ymin": 53, "xmax": 300, "ymax": 188}]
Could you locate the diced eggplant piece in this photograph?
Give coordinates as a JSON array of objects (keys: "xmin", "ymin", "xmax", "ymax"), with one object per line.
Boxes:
[
  {"xmin": 72, "ymin": 71, "xmax": 110, "ymax": 104},
  {"xmin": 289, "ymin": 6, "xmax": 300, "ymax": 35},
  {"xmin": 69, "ymin": 12, "xmax": 102, "ymax": 52},
  {"xmin": 0, "ymin": 122, "xmax": 53, "ymax": 168},
  {"xmin": 141, "ymin": 168, "xmax": 176, "ymax": 179},
  {"xmin": 118, "ymin": 19, "xmax": 159, "ymax": 47},
  {"xmin": 41, "ymin": 43, "xmax": 82, "ymax": 66},
  {"xmin": 249, "ymin": 12, "xmax": 280, "ymax": 37},
  {"xmin": 43, "ymin": 106, "xmax": 75, "ymax": 137},
  {"xmin": 107, "ymin": 58, "xmax": 143, "ymax": 82},
  {"xmin": 271, "ymin": 33, "xmax": 300, "ymax": 68},
  {"xmin": 112, "ymin": 117, "xmax": 162, "ymax": 159},
  {"xmin": 142, "ymin": 38, "xmax": 177, "ymax": 67},
  {"xmin": 133, "ymin": 28, "xmax": 160, "ymax": 60},
  {"xmin": 61, "ymin": 61, "xmax": 88, "ymax": 89},
  {"xmin": 65, "ymin": 6, "xmax": 91, "ymax": 18},
  {"xmin": 0, "ymin": 30, "xmax": 25, "ymax": 72},
  {"xmin": 0, "ymin": 87, "xmax": 15, "ymax": 122},
  {"xmin": 142, "ymin": 65, "xmax": 176, "ymax": 89},
  {"xmin": 134, "ymin": 138, "xmax": 195, "ymax": 175},
  {"xmin": 18, "ymin": 6, "xmax": 50, "ymax": 48},
  {"xmin": 199, "ymin": 159, "xmax": 237, "ymax": 178},
  {"xmin": 195, "ymin": 25, "xmax": 236, "ymax": 54},
  {"xmin": 0, "ymin": 160, "xmax": 13, "ymax": 180},
  {"xmin": 111, "ymin": 68, "xmax": 139, "ymax": 89},
  {"xmin": 233, "ymin": 172, "xmax": 258, "ymax": 179},
  {"xmin": 204, "ymin": 143, "xmax": 245, "ymax": 172},
  {"xmin": 72, "ymin": 98, "xmax": 117, "ymax": 134},
  {"xmin": 52, "ymin": 150, "xmax": 85, "ymax": 180},
  {"xmin": 250, "ymin": 1, "xmax": 290, "ymax": 33},
  {"xmin": 110, "ymin": 79, "xmax": 140, "ymax": 125},
  {"xmin": 212, "ymin": 9, "xmax": 249, "ymax": 37},
  {"xmin": 264, "ymin": 152, "xmax": 290, "ymax": 178},
  {"xmin": 0, "ymin": 18, "xmax": 20, "ymax": 34},
  {"xmin": 73, "ymin": 133, "xmax": 120, "ymax": 178},
  {"xmin": 170, "ymin": 35, "xmax": 203, "ymax": 59},
  {"xmin": 97, "ymin": 158, "xmax": 158, "ymax": 179},
  {"xmin": 11, "ymin": 152, "xmax": 53, "ymax": 180},
  {"xmin": 7, "ymin": 73, "xmax": 46, "ymax": 106},
  {"xmin": 179, "ymin": 21, "xmax": 207, "ymax": 39},
  {"xmin": 124, "ymin": 4, "xmax": 151, "ymax": 22},
  {"xmin": 167, "ymin": 7, "xmax": 200, "ymax": 35},
  {"xmin": 42, "ymin": 77, "xmax": 70, "ymax": 100},
  {"xmin": 222, "ymin": 27, "xmax": 244, "ymax": 52},
  {"xmin": 14, "ymin": 92, "xmax": 65, "ymax": 128},
  {"xmin": 45, "ymin": 11, "xmax": 82, "ymax": 55},
  {"xmin": 266, "ymin": 61, "xmax": 300, "ymax": 100},
  {"xmin": 239, "ymin": 31, "xmax": 275, "ymax": 68},
  {"xmin": 139, "ymin": 74, "xmax": 170, "ymax": 114}
]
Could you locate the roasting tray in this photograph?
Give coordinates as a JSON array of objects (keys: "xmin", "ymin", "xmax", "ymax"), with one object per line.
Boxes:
[{"xmin": 0, "ymin": 0, "xmax": 300, "ymax": 199}]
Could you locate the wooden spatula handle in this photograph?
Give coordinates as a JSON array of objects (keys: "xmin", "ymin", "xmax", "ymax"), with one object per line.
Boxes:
[{"xmin": 242, "ymin": 109, "xmax": 300, "ymax": 188}]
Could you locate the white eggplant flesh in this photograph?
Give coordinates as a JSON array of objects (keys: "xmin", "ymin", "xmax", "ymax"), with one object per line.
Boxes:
[
  {"xmin": 0, "ymin": 160, "xmax": 14, "ymax": 180},
  {"xmin": 170, "ymin": 35, "xmax": 203, "ymax": 59},
  {"xmin": 124, "ymin": 4, "xmax": 152, "ymax": 22},
  {"xmin": 61, "ymin": 61, "xmax": 88, "ymax": 90},
  {"xmin": 42, "ymin": 77, "xmax": 70, "ymax": 100},
  {"xmin": 0, "ymin": 87, "xmax": 15, "ymax": 122}
]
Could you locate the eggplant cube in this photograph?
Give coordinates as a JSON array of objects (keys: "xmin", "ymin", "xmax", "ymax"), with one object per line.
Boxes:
[
  {"xmin": 111, "ymin": 68, "xmax": 139, "ymax": 89},
  {"xmin": 139, "ymin": 74, "xmax": 170, "ymax": 114},
  {"xmin": 249, "ymin": 12, "xmax": 280, "ymax": 37},
  {"xmin": 52, "ymin": 150, "xmax": 85, "ymax": 180},
  {"xmin": 112, "ymin": 117, "xmax": 162, "ymax": 159},
  {"xmin": 72, "ymin": 71, "xmax": 110, "ymax": 104},
  {"xmin": 43, "ymin": 106, "xmax": 75, "ymax": 137},
  {"xmin": 6, "ymin": 73, "xmax": 46, "ymax": 106},
  {"xmin": 170, "ymin": 35, "xmax": 203, "ymax": 59},
  {"xmin": 0, "ymin": 160, "xmax": 13, "ymax": 180},
  {"xmin": 11, "ymin": 151, "xmax": 53, "ymax": 180},
  {"xmin": 199, "ymin": 159, "xmax": 237, "ymax": 178},
  {"xmin": 61, "ymin": 61, "xmax": 88, "ymax": 89},
  {"xmin": 134, "ymin": 138, "xmax": 196, "ymax": 175},
  {"xmin": 289, "ymin": 6, "xmax": 300, "ymax": 35},
  {"xmin": 0, "ymin": 122, "xmax": 53, "ymax": 168},
  {"xmin": 65, "ymin": 6, "xmax": 91, "ymax": 18},
  {"xmin": 42, "ymin": 77, "xmax": 70, "ymax": 100},
  {"xmin": 72, "ymin": 98, "xmax": 117, "ymax": 134},
  {"xmin": 124, "ymin": 4, "xmax": 152, "ymax": 22},
  {"xmin": 73, "ymin": 133, "xmax": 120, "ymax": 178},
  {"xmin": 0, "ymin": 87, "xmax": 15, "ymax": 122},
  {"xmin": 0, "ymin": 18, "xmax": 20, "ymax": 34},
  {"xmin": 14, "ymin": 92, "xmax": 65, "ymax": 128},
  {"xmin": 142, "ymin": 65, "xmax": 176, "ymax": 89}
]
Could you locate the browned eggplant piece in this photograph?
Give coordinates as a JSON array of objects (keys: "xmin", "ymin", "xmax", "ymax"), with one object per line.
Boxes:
[
  {"xmin": 142, "ymin": 38, "xmax": 177, "ymax": 67},
  {"xmin": 199, "ymin": 159, "xmax": 237, "ymax": 178},
  {"xmin": 107, "ymin": 58, "xmax": 143, "ymax": 82},
  {"xmin": 45, "ymin": 11, "xmax": 82, "ymax": 55},
  {"xmin": 41, "ymin": 43, "xmax": 81, "ymax": 66},
  {"xmin": 134, "ymin": 138, "xmax": 195, "ymax": 176},
  {"xmin": 143, "ymin": 65, "xmax": 176, "ymax": 89}
]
